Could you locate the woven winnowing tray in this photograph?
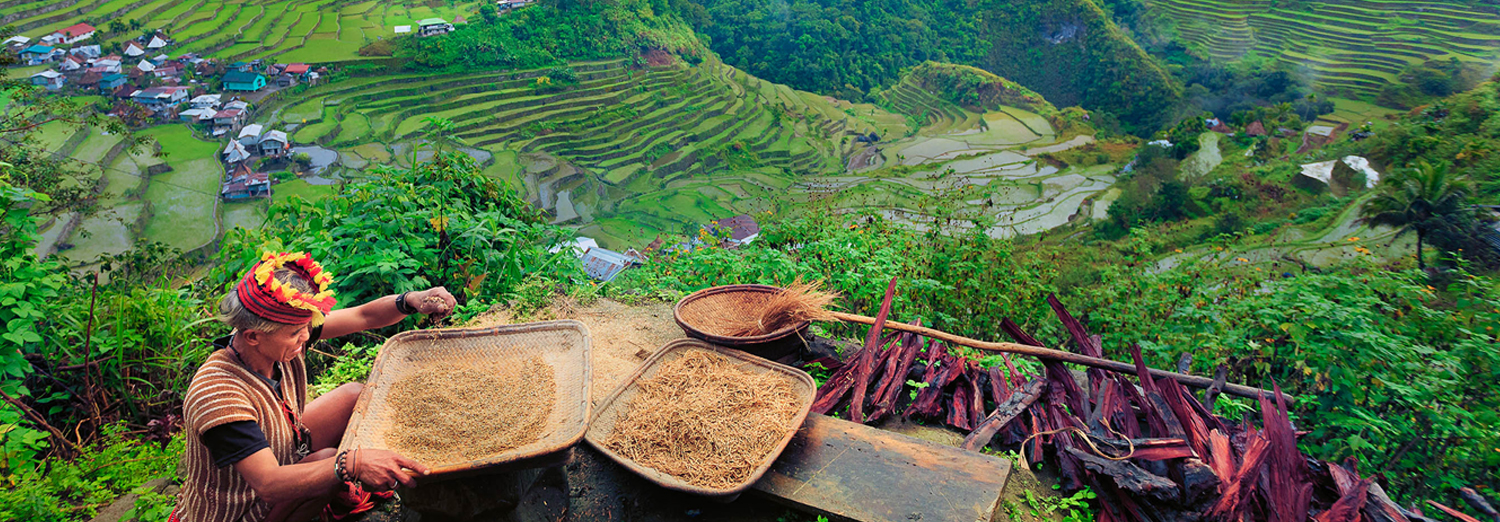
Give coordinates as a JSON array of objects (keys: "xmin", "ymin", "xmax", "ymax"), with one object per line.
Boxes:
[{"xmin": 338, "ymin": 320, "xmax": 591, "ymax": 477}]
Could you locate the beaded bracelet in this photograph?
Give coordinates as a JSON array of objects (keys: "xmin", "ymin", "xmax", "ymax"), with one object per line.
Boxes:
[{"xmin": 334, "ymin": 450, "xmax": 355, "ymax": 484}]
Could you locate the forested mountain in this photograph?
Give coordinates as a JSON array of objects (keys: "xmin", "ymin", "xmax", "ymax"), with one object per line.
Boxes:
[{"xmin": 667, "ymin": 0, "xmax": 1182, "ymax": 132}]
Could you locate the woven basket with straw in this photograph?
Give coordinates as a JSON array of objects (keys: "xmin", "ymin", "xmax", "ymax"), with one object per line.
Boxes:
[{"xmin": 337, "ymin": 320, "xmax": 591, "ymax": 481}]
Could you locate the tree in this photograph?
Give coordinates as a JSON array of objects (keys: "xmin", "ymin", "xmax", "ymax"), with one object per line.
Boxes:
[
  {"xmin": 1359, "ymin": 161, "xmax": 1473, "ymax": 270},
  {"xmin": 478, "ymin": 3, "xmax": 499, "ymax": 23}
]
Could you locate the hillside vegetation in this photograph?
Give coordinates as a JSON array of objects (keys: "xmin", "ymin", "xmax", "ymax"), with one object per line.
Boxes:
[
  {"xmin": 671, "ymin": 0, "xmax": 1182, "ymax": 132},
  {"xmin": 394, "ymin": 0, "xmax": 702, "ymax": 70}
]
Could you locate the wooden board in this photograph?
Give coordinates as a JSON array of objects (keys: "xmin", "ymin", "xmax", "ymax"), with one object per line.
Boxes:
[{"xmin": 753, "ymin": 414, "xmax": 1012, "ymax": 522}]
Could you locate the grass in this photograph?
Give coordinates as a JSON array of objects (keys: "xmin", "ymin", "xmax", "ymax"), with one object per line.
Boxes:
[
  {"xmin": 272, "ymin": 179, "xmax": 336, "ymax": 201},
  {"xmin": 221, "ymin": 199, "xmax": 269, "ymax": 231}
]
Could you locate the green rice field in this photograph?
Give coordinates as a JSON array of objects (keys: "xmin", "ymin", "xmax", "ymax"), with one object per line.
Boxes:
[{"xmin": 1143, "ymin": 0, "xmax": 1500, "ymax": 98}]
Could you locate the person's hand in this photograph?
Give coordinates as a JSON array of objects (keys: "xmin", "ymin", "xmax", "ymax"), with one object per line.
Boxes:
[
  {"xmin": 410, "ymin": 287, "xmax": 456, "ymax": 317},
  {"xmin": 351, "ymin": 449, "xmax": 429, "ymax": 491}
]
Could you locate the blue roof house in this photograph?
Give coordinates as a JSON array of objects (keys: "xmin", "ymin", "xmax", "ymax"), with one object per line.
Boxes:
[
  {"xmin": 20, "ymin": 45, "xmax": 57, "ymax": 65},
  {"xmin": 223, "ymin": 71, "xmax": 266, "ymax": 92},
  {"xmin": 98, "ymin": 73, "xmax": 128, "ymax": 91}
]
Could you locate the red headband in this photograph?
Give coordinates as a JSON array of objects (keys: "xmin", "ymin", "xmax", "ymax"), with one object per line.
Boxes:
[{"xmin": 234, "ymin": 252, "xmax": 337, "ymax": 326}]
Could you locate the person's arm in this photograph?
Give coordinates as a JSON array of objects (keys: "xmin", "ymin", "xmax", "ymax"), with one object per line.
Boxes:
[
  {"xmin": 233, "ymin": 448, "xmax": 429, "ymax": 504},
  {"xmin": 319, "ymin": 287, "xmax": 456, "ymax": 340}
]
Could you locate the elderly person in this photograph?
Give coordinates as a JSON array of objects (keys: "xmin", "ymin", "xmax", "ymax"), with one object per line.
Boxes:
[{"xmin": 173, "ymin": 252, "xmax": 457, "ymax": 522}]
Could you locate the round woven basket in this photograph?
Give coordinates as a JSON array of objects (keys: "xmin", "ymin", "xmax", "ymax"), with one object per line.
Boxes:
[{"xmin": 673, "ymin": 285, "xmax": 807, "ymax": 358}]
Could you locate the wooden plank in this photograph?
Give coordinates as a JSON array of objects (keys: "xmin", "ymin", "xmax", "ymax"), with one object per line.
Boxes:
[{"xmin": 753, "ymin": 414, "xmax": 1012, "ymax": 522}]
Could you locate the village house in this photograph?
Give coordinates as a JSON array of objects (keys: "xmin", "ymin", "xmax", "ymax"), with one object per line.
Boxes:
[
  {"xmin": 275, "ymin": 63, "xmax": 311, "ymax": 87},
  {"xmin": 237, "ymin": 124, "xmax": 264, "ymax": 149},
  {"xmin": 77, "ymin": 71, "xmax": 102, "ymax": 89},
  {"xmin": 2, "ymin": 35, "xmax": 30, "ymax": 50},
  {"xmin": 707, "ymin": 214, "xmax": 761, "ymax": 247},
  {"xmin": 179, "ymin": 107, "xmax": 217, "ymax": 123},
  {"xmin": 59, "ymin": 55, "xmax": 84, "ymax": 72},
  {"xmin": 223, "ymin": 99, "xmax": 250, "ymax": 111},
  {"xmin": 394, "ymin": 25, "xmax": 412, "ymax": 35},
  {"xmin": 221, "ymin": 165, "xmax": 270, "ymax": 201},
  {"xmin": 496, "ymin": 0, "xmax": 534, "ymax": 12},
  {"xmin": 29, "ymin": 70, "xmax": 65, "ymax": 91},
  {"xmin": 222, "ymin": 139, "xmax": 251, "ymax": 163},
  {"xmin": 47, "ymin": 23, "xmax": 96, "ymax": 45},
  {"xmin": 228, "ymin": 61, "xmax": 253, "ymax": 72},
  {"xmin": 417, "ymin": 18, "xmax": 454, "ymax": 37},
  {"xmin": 20, "ymin": 45, "xmax": 58, "ymax": 65},
  {"xmin": 98, "ymin": 73, "xmax": 128, "ymax": 92},
  {"xmin": 123, "ymin": 41, "xmax": 146, "ymax": 57},
  {"xmin": 131, "ymin": 85, "xmax": 190, "ymax": 108},
  {"xmin": 146, "ymin": 35, "xmax": 169, "ymax": 50},
  {"xmin": 223, "ymin": 70, "xmax": 266, "ymax": 92},
  {"xmin": 257, "ymin": 130, "xmax": 289, "ymax": 156},
  {"xmin": 155, "ymin": 62, "xmax": 183, "ymax": 78},
  {"xmin": 190, "ymin": 94, "xmax": 222, "ymax": 109},
  {"xmin": 70, "ymin": 45, "xmax": 101, "ymax": 59},
  {"xmin": 136, "ymin": 59, "xmax": 156, "ymax": 73}
]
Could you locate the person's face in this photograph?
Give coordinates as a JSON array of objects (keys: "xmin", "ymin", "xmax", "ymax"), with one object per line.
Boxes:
[{"xmin": 245, "ymin": 321, "xmax": 311, "ymax": 363}]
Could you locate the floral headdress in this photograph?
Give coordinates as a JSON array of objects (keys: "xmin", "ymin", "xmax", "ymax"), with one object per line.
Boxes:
[{"xmin": 235, "ymin": 252, "xmax": 337, "ymax": 326}]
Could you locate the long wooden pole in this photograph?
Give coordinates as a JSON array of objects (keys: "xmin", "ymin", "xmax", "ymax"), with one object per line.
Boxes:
[{"xmin": 826, "ymin": 311, "xmax": 1285, "ymax": 402}]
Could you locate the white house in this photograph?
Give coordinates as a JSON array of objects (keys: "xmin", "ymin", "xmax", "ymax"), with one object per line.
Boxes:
[
  {"xmin": 70, "ymin": 45, "xmax": 101, "ymax": 59},
  {"xmin": 222, "ymin": 140, "xmax": 251, "ymax": 164},
  {"xmin": 179, "ymin": 107, "xmax": 217, "ymax": 123},
  {"xmin": 223, "ymin": 100, "xmax": 249, "ymax": 111},
  {"xmin": 136, "ymin": 59, "xmax": 156, "ymax": 73},
  {"xmin": 2, "ymin": 35, "xmax": 30, "ymax": 47},
  {"xmin": 146, "ymin": 35, "xmax": 168, "ymax": 50},
  {"xmin": 123, "ymin": 41, "xmax": 146, "ymax": 57},
  {"xmin": 59, "ymin": 55, "xmax": 84, "ymax": 72},
  {"xmin": 189, "ymin": 94, "xmax": 222, "ymax": 109},
  {"xmin": 50, "ymin": 23, "xmax": 96, "ymax": 45},
  {"xmin": 237, "ymin": 124, "xmax": 264, "ymax": 147},
  {"xmin": 393, "ymin": 25, "xmax": 412, "ymax": 34}
]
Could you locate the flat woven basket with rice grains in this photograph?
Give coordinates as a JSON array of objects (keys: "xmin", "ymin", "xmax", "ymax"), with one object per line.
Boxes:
[{"xmin": 336, "ymin": 321, "xmax": 592, "ymax": 479}]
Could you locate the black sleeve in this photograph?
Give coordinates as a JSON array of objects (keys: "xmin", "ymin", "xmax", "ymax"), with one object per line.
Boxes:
[{"xmin": 202, "ymin": 420, "xmax": 270, "ymax": 468}]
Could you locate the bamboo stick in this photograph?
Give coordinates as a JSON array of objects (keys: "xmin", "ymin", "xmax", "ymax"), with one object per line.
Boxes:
[{"xmin": 826, "ymin": 311, "xmax": 1286, "ymax": 402}]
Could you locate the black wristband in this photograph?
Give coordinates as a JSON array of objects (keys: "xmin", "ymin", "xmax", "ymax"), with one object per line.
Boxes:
[{"xmin": 395, "ymin": 292, "xmax": 417, "ymax": 315}]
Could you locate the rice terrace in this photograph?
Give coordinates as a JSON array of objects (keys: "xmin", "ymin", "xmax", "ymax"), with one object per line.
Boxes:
[{"xmin": 3, "ymin": 0, "xmax": 1500, "ymax": 519}]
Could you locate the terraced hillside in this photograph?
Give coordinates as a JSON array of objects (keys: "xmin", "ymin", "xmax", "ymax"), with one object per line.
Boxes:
[
  {"xmin": 258, "ymin": 57, "xmax": 908, "ymax": 247},
  {"xmin": 792, "ymin": 70, "xmax": 1117, "ymax": 239},
  {"xmin": 2, "ymin": 0, "xmax": 479, "ymax": 63},
  {"xmin": 1144, "ymin": 0, "xmax": 1500, "ymax": 97},
  {"xmin": 26, "ymin": 121, "xmax": 225, "ymax": 264}
]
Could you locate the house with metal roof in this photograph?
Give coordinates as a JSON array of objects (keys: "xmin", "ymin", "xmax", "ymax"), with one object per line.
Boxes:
[
  {"xmin": 50, "ymin": 23, "xmax": 96, "ymax": 45},
  {"xmin": 30, "ymin": 70, "xmax": 65, "ymax": 90},
  {"xmin": 417, "ymin": 18, "xmax": 454, "ymax": 36},
  {"xmin": 223, "ymin": 70, "xmax": 266, "ymax": 92}
]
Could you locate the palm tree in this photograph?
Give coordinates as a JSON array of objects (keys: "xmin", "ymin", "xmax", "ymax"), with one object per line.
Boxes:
[{"xmin": 1360, "ymin": 161, "xmax": 1473, "ymax": 269}]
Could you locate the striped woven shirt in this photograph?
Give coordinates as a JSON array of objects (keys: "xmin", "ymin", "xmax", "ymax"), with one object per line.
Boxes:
[{"xmin": 176, "ymin": 348, "xmax": 308, "ymax": 522}]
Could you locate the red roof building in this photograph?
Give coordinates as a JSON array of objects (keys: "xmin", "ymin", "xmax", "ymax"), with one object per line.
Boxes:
[
  {"xmin": 283, "ymin": 63, "xmax": 309, "ymax": 75},
  {"xmin": 53, "ymin": 23, "xmax": 96, "ymax": 44}
]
